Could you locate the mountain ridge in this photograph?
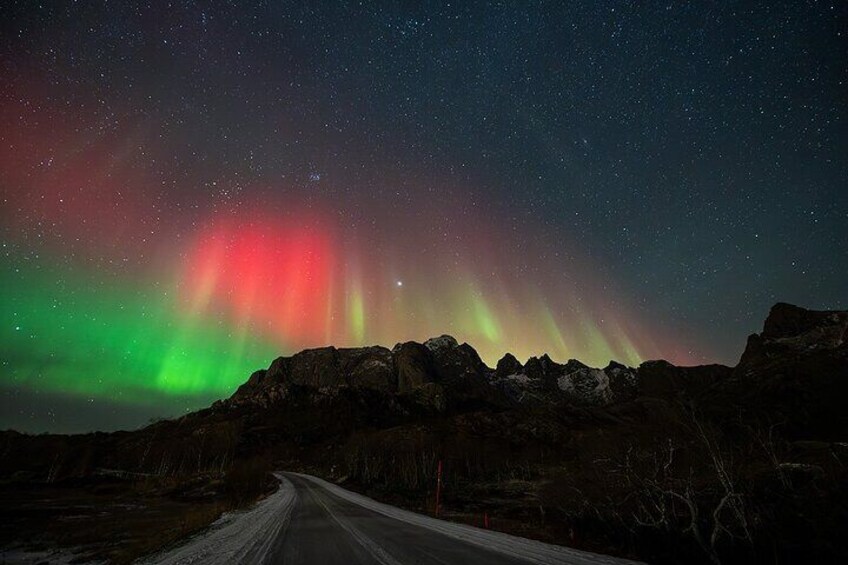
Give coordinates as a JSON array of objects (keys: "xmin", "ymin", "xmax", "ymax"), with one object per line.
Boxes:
[
  {"xmin": 1, "ymin": 302, "xmax": 846, "ymax": 565},
  {"xmin": 225, "ymin": 301, "xmax": 846, "ymax": 414}
]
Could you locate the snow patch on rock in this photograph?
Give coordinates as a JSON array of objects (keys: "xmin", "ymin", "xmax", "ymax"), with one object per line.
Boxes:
[
  {"xmin": 424, "ymin": 335, "xmax": 459, "ymax": 353},
  {"xmin": 558, "ymin": 368, "xmax": 613, "ymax": 404},
  {"xmin": 360, "ymin": 358, "xmax": 391, "ymax": 372},
  {"xmin": 505, "ymin": 373, "xmax": 532, "ymax": 385}
]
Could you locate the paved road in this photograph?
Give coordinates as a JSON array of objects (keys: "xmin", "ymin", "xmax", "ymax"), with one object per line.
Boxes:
[
  {"xmin": 145, "ymin": 472, "xmax": 641, "ymax": 565},
  {"xmin": 272, "ymin": 473, "xmax": 529, "ymax": 564}
]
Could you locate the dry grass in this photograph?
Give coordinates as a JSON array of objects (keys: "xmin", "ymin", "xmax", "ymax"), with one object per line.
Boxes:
[{"xmin": 0, "ymin": 457, "xmax": 277, "ymax": 564}]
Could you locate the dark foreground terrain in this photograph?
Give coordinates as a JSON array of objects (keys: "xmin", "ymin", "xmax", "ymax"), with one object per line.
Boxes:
[
  {"xmin": 1, "ymin": 303, "xmax": 847, "ymax": 564},
  {"xmin": 142, "ymin": 472, "xmax": 636, "ymax": 565}
]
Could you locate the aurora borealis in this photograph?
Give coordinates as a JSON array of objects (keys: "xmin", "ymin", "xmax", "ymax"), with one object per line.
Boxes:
[
  {"xmin": 2, "ymin": 2, "xmax": 846, "ymax": 432},
  {"xmin": 2, "ymin": 192, "xmax": 678, "ymax": 401}
]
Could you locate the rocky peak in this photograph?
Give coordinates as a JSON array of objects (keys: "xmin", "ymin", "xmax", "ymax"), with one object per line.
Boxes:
[
  {"xmin": 495, "ymin": 353, "xmax": 523, "ymax": 379},
  {"xmin": 392, "ymin": 341, "xmax": 434, "ymax": 393},
  {"xmin": 604, "ymin": 361, "xmax": 629, "ymax": 372},
  {"xmin": 227, "ymin": 303, "xmax": 846, "ymax": 412},
  {"xmin": 762, "ymin": 303, "xmax": 846, "ymax": 341},
  {"xmin": 557, "ymin": 361, "xmax": 637, "ymax": 405},
  {"xmin": 229, "ymin": 335, "xmax": 493, "ymax": 409},
  {"xmin": 423, "ymin": 335, "xmax": 460, "ymax": 353},
  {"xmin": 427, "ymin": 339, "xmax": 490, "ymax": 384},
  {"xmin": 523, "ymin": 355, "xmax": 559, "ymax": 382},
  {"xmin": 739, "ymin": 303, "xmax": 848, "ymax": 369},
  {"xmin": 489, "ymin": 352, "xmax": 637, "ymax": 406}
]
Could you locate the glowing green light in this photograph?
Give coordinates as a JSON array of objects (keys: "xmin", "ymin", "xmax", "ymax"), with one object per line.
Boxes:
[
  {"xmin": 470, "ymin": 289, "xmax": 500, "ymax": 342},
  {"xmin": 347, "ymin": 280, "xmax": 365, "ymax": 343},
  {"xmin": 539, "ymin": 304, "xmax": 570, "ymax": 358},
  {"xmin": 1, "ymin": 260, "xmax": 278, "ymax": 399}
]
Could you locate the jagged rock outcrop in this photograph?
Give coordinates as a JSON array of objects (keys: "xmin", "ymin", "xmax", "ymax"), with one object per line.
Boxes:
[
  {"xmin": 555, "ymin": 361, "xmax": 638, "ymax": 405},
  {"xmin": 228, "ymin": 335, "xmax": 497, "ymax": 409},
  {"xmin": 628, "ymin": 303, "xmax": 848, "ymax": 439},
  {"xmin": 523, "ymin": 354, "xmax": 560, "ymax": 386},
  {"xmin": 229, "ymin": 369, "xmax": 286, "ymax": 408},
  {"xmin": 339, "ymin": 346, "xmax": 395, "ymax": 390},
  {"xmin": 228, "ymin": 333, "xmax": 640, "ymax": 409},
  {"xmin": 493, "ymin": 354, "xmax": 638, "ymax": 406},
  {"xmin": 762, "ymin": 302, "xmax": 848, "ymax": 344},
  {"xmin": 605, "ymin": 361, "xmax": 639, "ymax": 399},
  {"xmin": 738, "ymin": 302, "xmax": 848, "ymax": 371},
  {"xmin": 723, "ymin": 303, "xmax": 848, "ymax": 437},
  {"xmin": 230, "ymin": 346, "xmax": 396, "ymax": 407},
  {"xmin": 228, "ymin": 303, "xmax": 847, "ymax": 415},
  {"xmin": 392, "ymin": 341, "xmax": 434, "ymax": 393},
  {"xmin": 495, "ymin": 353, "xmax": 523, "ymax": 379}
]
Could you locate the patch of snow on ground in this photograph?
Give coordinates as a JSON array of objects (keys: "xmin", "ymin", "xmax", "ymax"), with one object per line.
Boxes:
[{"xmin": 141, "ymin": 473, "xmax": 297, "ymax": 565}]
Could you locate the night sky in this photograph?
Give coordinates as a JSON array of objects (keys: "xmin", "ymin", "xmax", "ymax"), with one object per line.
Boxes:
[{"xmin": 2, "ymin": 2, "xmax": 846, "ymax": 433}]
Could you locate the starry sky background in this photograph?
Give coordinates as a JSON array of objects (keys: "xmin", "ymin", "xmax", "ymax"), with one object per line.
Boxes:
[{"xmin": 1, "ymin": 1, "xmax": 846, "ymax": 432}]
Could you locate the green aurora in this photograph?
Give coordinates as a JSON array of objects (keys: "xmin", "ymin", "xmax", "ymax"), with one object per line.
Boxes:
[{"xmin": 2, "ymin": 259, "xmax": 279, "ymax": 404}]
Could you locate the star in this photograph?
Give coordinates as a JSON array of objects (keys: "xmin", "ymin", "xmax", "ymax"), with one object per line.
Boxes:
[{"xmin": 0, "ymin": 1, "xmax": 842, "ymax": 432}]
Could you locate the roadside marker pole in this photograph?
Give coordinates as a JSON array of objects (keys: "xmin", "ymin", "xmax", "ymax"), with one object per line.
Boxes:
[{"xmin": 435, "ymin": 459, "xmax": 443, "ymax": 517}]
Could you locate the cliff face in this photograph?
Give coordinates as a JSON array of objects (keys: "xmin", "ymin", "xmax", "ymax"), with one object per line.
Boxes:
[
  {"xmin": 229, "ymin": 333, "xmax": 642, "ymax": 410},
  {"xmin": 728, "ymin": 303, "xmax": 848, "ymax": 438},
  {"xmin": 228, "ymin": 303, "xmax": 847, "ymax": 422},
  {"xmin": 738, "ymin": 302, "xmax": 848, "ymax": 370}
]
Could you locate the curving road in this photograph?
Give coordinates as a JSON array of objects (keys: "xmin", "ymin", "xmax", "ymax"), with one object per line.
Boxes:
[{"xmin": 145, "ymin": 472, "xmax": 641, "ymax": 565}]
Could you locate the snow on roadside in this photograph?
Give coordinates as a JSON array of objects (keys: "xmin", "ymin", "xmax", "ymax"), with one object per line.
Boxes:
[
  {"xmin": 140, "ymin": 473, "xmax": 297, "ymax": 565},
  {"xmin": 0, "ymin": 547, "xmax": 93, "ymax": 564},
  {"xmin": 293, "ymin": 473, "xmax": 643, "ymax": 565}
]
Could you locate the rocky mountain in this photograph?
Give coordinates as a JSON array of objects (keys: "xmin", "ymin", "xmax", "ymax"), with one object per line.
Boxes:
[
  {"xmin": 738, "ymin": 302, "xmax": 848, "ymax": 373},
  {"xmin": 227, "ymin": 333, "xmax": 640, "ymax": 411},
  {"xmin": 227, "ymin": 335, "xmax": 497, "ymax": 410},
  {"xmin": 2, "ymin": 303, "xmax": 846, "ymax": 565},
  {"xmin": 227, "ymin": 302, "xmax": 847, "ymax": 417}
]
